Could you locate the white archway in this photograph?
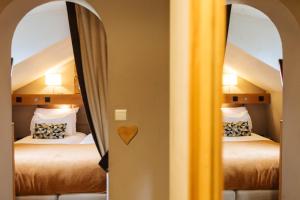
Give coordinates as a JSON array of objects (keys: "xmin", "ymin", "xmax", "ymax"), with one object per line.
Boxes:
[
  {"xmin": 227, "ymin": 1, "xmax": 300, "ymax": 199},
  {"xmin": 0, "ymin": 1, "xmax": 101, "ymax": 199}
]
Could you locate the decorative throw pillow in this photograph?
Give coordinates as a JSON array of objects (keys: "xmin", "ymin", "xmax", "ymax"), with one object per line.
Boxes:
[
  {"xmin": 223, "ymin": 121, "xmax": 251, "ymax": 137},
  {"xmin": 33, "ymin": 123, "xmax": 67, "ymax": 139}
]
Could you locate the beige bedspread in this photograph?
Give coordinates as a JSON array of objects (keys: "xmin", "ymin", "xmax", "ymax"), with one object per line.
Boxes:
[
  {"xmin": 224, "ymin": 140, "xmax": 279, "ymax": 190},
  {"xmin": 14, "ymin": 144, "xmax": 106, "ymax": 195}
]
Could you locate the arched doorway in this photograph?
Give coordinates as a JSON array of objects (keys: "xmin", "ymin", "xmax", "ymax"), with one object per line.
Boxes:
[
  {"xmin": 224, "ymin": 3, "xmax": 282, "ymax": 199},
  {"xmin": 0, "ymin": 1, "xmax": 104, "ymax": 199},
  {"xmin": 226, "ymin": 1, "xmax": 300, "ymax": 199}
]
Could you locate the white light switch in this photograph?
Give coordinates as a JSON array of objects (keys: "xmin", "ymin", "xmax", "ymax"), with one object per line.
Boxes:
[{"xmin": 115, "ymin": 109, "xmax": 127, "ymax": 121}]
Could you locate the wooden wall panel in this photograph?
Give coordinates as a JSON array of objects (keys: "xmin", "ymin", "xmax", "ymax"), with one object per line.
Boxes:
[
  {"xmin": 12, "ymin": 94, "xmax": 83, "ymax": 106},
  {"xmin": 224, "ymin": 93, "xmax": 270, "ymax": 104}
]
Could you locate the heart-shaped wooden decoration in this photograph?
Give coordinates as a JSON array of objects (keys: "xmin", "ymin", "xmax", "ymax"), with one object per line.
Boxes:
[{"xmin": 118, "ymin": 125, "xmax": 138, "ymax": 145}]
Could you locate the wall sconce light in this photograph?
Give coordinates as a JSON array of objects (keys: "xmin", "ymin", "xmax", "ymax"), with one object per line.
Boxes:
[
  {"xmin": 223, "ymin": 73, "xmax": 237, "ymax": 86},
  {"xmin": 45, "ymin": 73, "xmax": 62, "ymax": 86},
  {"xmin": 45, "ymin": 73, "xmax": 62, "ymax": 94},
  {"xmin": 223, "ymin": 73, "xmax": 237, "ymax": 93}
]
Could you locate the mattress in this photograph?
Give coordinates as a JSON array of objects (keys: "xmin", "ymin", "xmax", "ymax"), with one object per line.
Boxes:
[
  {"xmin": 16, "ymin": 196, "xmax": 57, "ymax": 200},
  {"xmin": 223, "ymin": 133, "xmax": 269, "ymax": 142},
  {"xmin": 16, "ymin": 193, "xmax": 107, "ymax": 200},
  {"xmin": 236, "ymin": 190, "xmax": 278, "ymax": 200},
  {"xmin": 224, "ymin": 190, "xmax": 235, "ymax": 200},
  {"xmin": 58, "ymin": 193, "xmax": 106, "ymax": 200},
  {"xmin": 223, "ymin": 134, "xmax": 279, "ymax": 190},
  {"xmin": 15, "ymin": 144, "xmax": 106, "ymax": 195},
  {"xmin": 15, "ymin": 132, "xmax": 87, "ymax": 144}
]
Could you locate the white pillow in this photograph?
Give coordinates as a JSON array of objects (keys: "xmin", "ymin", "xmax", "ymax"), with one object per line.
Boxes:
[
  {"xmin": 31, "ymin": 107, "xmax": 79, "ymax": 135},
  {"xmin": 80, "ymin": 134, "xmax": 95, "ymax": 144},
  {"xmin": 222, "ymin": 107, "xmax": 247, "ymax": 114},
  {"xmin": 35, "ymin": 107, "xmax": 79, "ymax": 115},
  {"xmin": 30, "ymin": 112, "xmax": 77, "ymax": 136},
  {"xmin": 221, "ymin": 107, "xmax": 253, "ymax": 131}
]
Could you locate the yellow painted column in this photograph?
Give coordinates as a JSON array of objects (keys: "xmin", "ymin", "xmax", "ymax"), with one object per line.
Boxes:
[{"xmin": 189, "ymin": 0, "xmax": 225, "ymax": 199}]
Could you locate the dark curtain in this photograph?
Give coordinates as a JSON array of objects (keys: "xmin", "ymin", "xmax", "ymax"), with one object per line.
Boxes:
[
  {"xmin": 226, "ymin": 4, "xmax": 232, "ymax": 43},
  {"xmin": 66, "ymin": 2, "xmax": 109, "ymax": 172},
  {"xmin": 279, "ymin": 59, "xmax": 283, "ymax": 84}
]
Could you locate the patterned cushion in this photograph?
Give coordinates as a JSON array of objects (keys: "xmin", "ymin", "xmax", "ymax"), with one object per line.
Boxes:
[
  {"xmin": 224, "ymin": 121, "xmax": 251, "ymax": 137},
  {"xmin": 33, "ymin": 123, "xmax": 67, "ymax": 139}
]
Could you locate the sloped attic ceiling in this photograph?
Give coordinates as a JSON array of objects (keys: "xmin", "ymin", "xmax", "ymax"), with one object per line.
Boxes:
[
  {"xmin": 226, "ymin": 4, "xmax": 283, "ymax": 92},
  {"xmin": 225, "ymin": 43, "xmax": 282, "ymax": 92},
  {"xmin": 11, "ymin": 1, "xmax": 73, "ymax": 91},
  {"xmin": 12, "ymin": 38, "xmax": 73, "ymax": 91}
]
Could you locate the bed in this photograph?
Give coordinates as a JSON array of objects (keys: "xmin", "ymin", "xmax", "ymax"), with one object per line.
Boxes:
[
  {"xmin": 222, "ymin": 107, "xmax": 280, "ymax": 200},
  {"xmin": 15, "ymin": 132, "xmax": 87, "ymax": 145},
  {"xmin": 14, "ymin": 136, "xmax": 106, "ymax": 200},
  {"xmin": 15, "ymin": 143, "xmax": 106, "ymax": 194},
  {"xmin": 14, "ymin": 107, "xmax": 106, "ymax": 200},
  {"xmin": 223, "ymin": 133, "xmax": 280, "ymax": 200}
]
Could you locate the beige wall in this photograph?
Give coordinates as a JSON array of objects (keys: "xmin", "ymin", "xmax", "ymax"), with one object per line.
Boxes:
[
  {"xmin": 66, "ymin": 1, "xmax": 171, "ymax": 200},
  {"xmin": 246, "ymin": 104, "xmax": 269, "ymax": 136},
  {"xmin": 98, "ymin": 1, "xmax": 170, "ymax": 200},
  {"xmin": 14, "ymin": 60, "xmax": 75, "ymax": 94},
  {"xmin": 267, "ymin": 91, "xmax": 282, "ymax": 142}
]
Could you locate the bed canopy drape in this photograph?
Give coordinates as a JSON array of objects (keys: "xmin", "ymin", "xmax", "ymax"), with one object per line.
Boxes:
[
  {"xmin": 226, "ymin": 4, "xmax": 232, "ymax": 43},
  {"xmin": 66, "ymin": 2, "xmax": 109, "ymax": 172}
]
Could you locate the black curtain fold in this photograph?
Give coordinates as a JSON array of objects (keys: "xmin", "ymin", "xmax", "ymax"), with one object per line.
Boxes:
[
  {"xmin": 226, "ymin": 4, "xmax": 232, "ymax": 43},
  {"xmin": 66, "ymin": 2, "xmax": 108, "ymax": 172},
  {"xmin": 279, "ymin": 59, "xmax": 283, "ymax": 84}
]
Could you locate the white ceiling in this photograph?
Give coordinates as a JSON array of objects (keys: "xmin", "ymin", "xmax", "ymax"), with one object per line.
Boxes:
[
  {"xmin": 231, "ymin": 4, "xmax": 269, "ymax": 20},
  {"xmin": 27, "ymin": 1, "xmax": 67, "ymax": 16},
  {"xmin": 228, "ymin": 4, "xmax": 283, "ymax": 71},
  {"xmin": 11, "ymin": 1, "xmax": 70, "ymax": 65}
]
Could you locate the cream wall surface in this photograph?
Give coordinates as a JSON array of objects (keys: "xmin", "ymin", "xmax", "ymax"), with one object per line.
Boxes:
[
  {"xmin": 100, "ymin": 0, "xmax": 170, "ymax": 198},
  {"xmin": 267, "ymin": 91, "xmax": 282, "ymax": 142}
]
